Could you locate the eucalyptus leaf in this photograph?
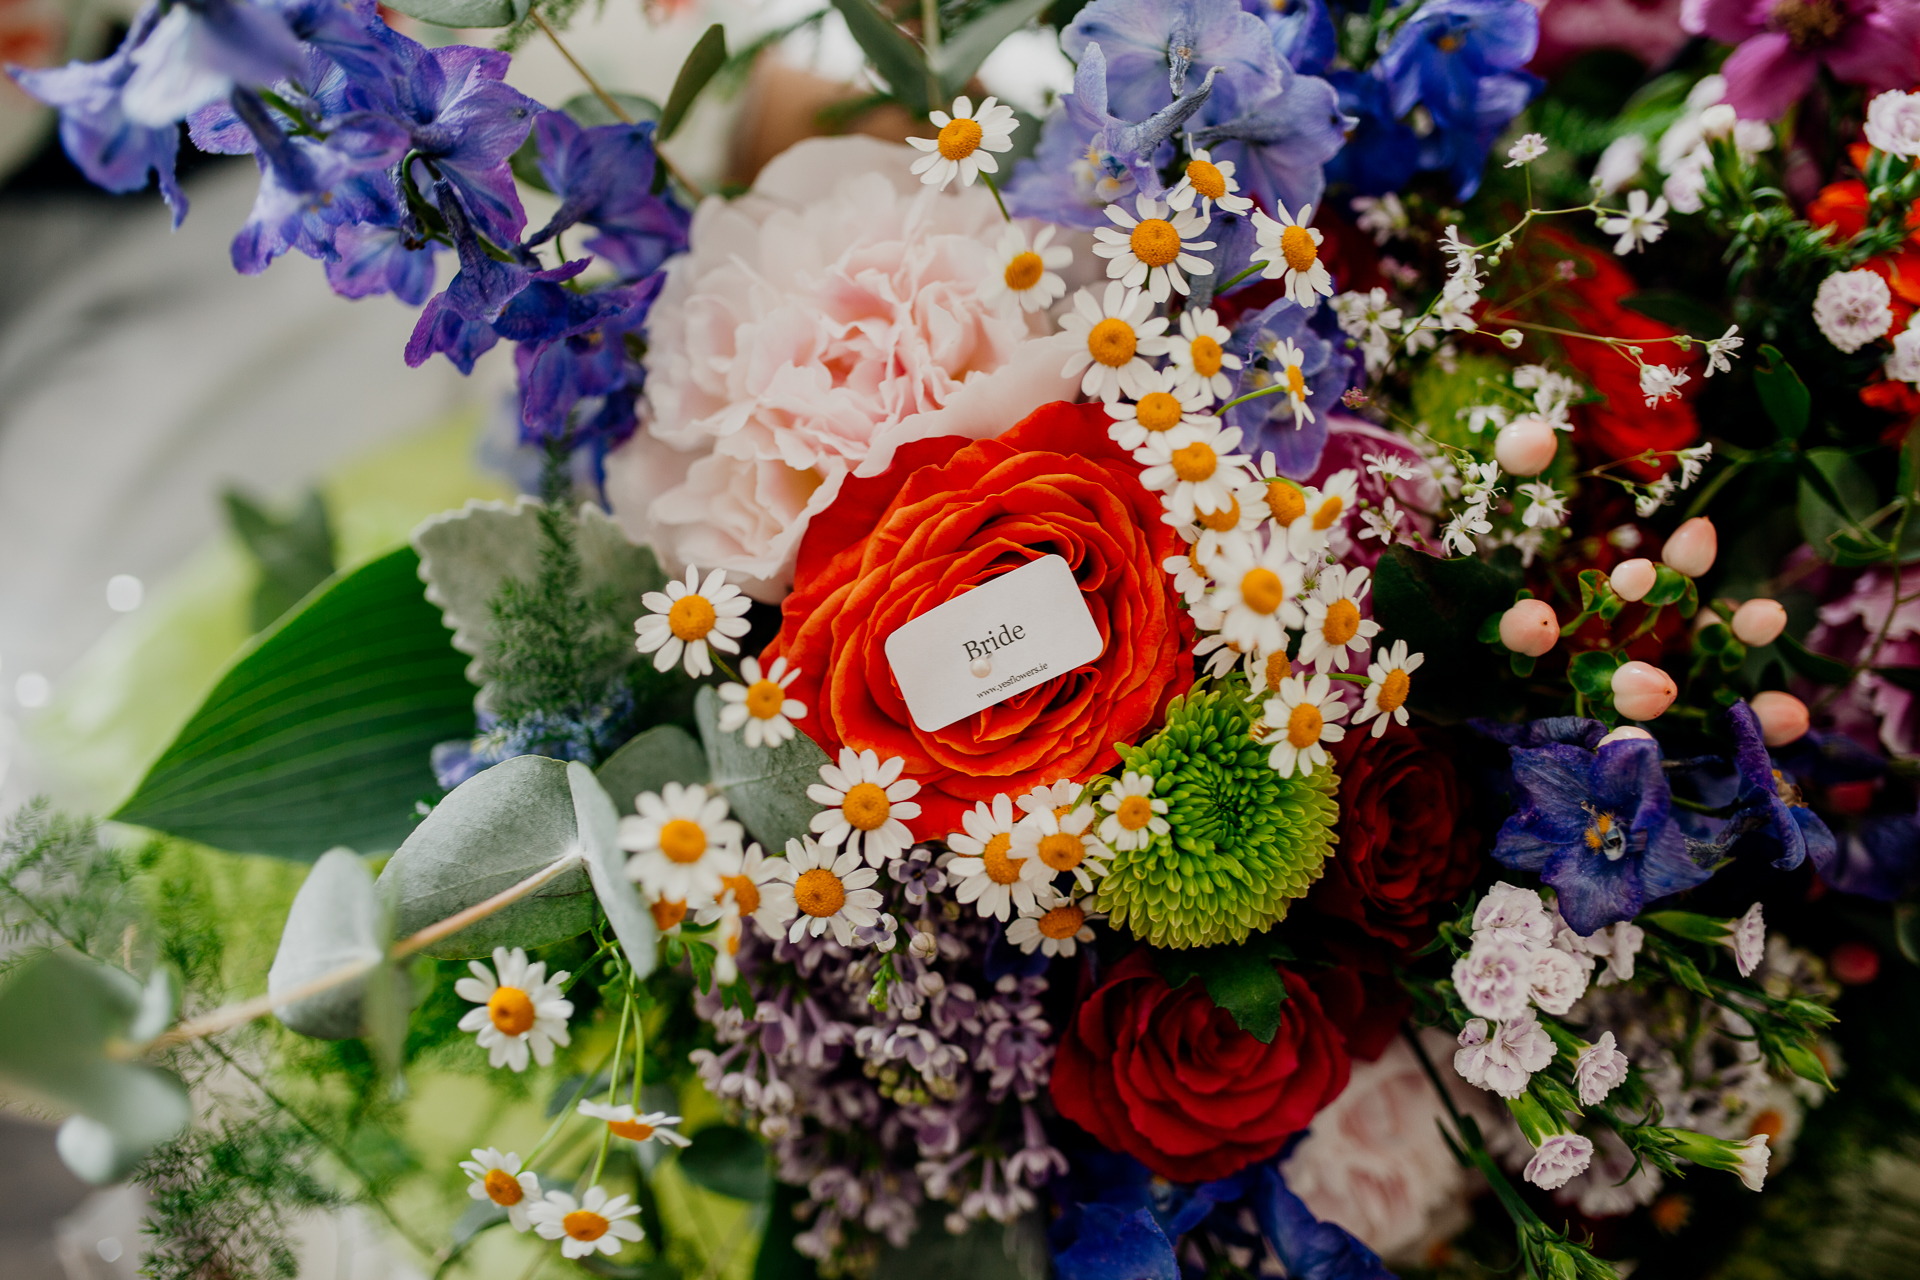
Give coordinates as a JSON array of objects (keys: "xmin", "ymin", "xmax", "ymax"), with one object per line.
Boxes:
[
  {"xmin": 931, "ymin": 0, "xmax": 1050, "ymax": 96},
  {"xmin": 562, "ymin": 91, "xmax": 662, "ymax": 127},
  {"xmin": 829, "ymin": 0, "xmax": 931, "ymax": 113},
  {"xmin": 695, "ymin": 687, "xmax": 831, "ymax": 852},
  {"xmin": 676, "ymin": 1125, "xmax": 770, "ymax": 1202},
  {"xmin": 597, "ymin": 725, "xmax": 710, "ymax": 816},
  {"xmin": 381, "ymin": 0, "xmax": 528, "ymax": 28},
  {"xmin": 569, "ymin": 762, "xmax": 659, "ymax": 980},
  {"xmin": 660, "ymin": 24, "xmax": 726, "ymax": 140},
  {"xmin": 113, "ymin": 546, "xmax": 475, "ymax": 858},
  {"xmin": 377, "ymin": 756, "xmax": 594, "ymax": 959},
  {"xmin": 268, "ymin": 848, "xmax": 389, "ymax": 1040}
]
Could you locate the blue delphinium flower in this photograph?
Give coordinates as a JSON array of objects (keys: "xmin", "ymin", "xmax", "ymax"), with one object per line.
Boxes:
[
  {"xmin": 1064, "ymin": 0, "xmax": 1284, "ymax": 122},
  {"xmin": 1725, "ymin": 699, "xmax": 1839, "ymax": 874},
  {"xmin": 1247, "ymin": 1162, "xmax": 1396, "ymax": 1280},
  {"xmin": 524, "ymin": 112, "xmax": 690, "ymax": 283},
  {"xmin": 1245, "ymin": 0, "xmax": 1337, "ymax": 76},
  {"xmin": 1374, "ymin": 0, "xmax": 1542, "ymax": 199},
  {"xmin": 514, "ymin": 275, "xmax": 663, "ymax": 452},
  {"xmin": 1494, "ymin": 732, "xmax": 1715, "ymax": 935},
  {"xmin": 116, "ymin": 0, "xmax": 304, "ymax": 127},
  {"xmin": 1323, "ymin": 69, "xmax": 1421, "ymax": 197},
  {"xmin": 1224, "ymin": 297, "xmax": 1356, "ymax": 475},
  {"xmin": 1189, "ymin": 59, "xmax": 1349, "ymax": 217},
  {"xmin": 1055, "ymin": 1205, "xmax": 1179, "ymax": 1280}
]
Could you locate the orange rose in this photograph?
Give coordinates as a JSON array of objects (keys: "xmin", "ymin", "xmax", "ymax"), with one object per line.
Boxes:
[{"xmin": 764, "ymin": 401, "xmax": 1194, "ymax": 836}]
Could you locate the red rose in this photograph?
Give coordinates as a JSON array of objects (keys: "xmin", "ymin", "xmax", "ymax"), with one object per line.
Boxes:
[
  {"xmin": 1051, "ymin": 951, "xmax": 1351, "ymax": 1182},
  {"xmin": 1310, "ymin": 724, "xmax": 1481, "ymax": 953},
  {"xmin": 765, "ymin": 401, "xmax": 1193, "ymax": 836}
]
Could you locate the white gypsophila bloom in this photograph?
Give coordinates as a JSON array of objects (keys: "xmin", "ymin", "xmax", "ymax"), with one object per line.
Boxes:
[
  {"xmin": 1640, "ymin": 363, "xmax": 1691, "ymax": 406},
  {"xmin": 1514, "ymin": 363, "xmax": 1581, "ymax": 421},
  {"xmin": 1440, "ymin": 503, "xmax": 1492, "ymax": 556},
  {"xmin": 1506, "ymin": 133, "xmax": 1548, "ymax": 166},
  {"xmin": 634, "ymin": 565, "xmax": 753, "ymax": 678},
  {"xmin": 716, "ymin": 655, "xmax": 807, "ymax": 748},
  {"xmin": 1439, "ymin": 223, "xmax": 1481, "ymax": 279},
  {"xmin": 455, "ymin": 948, "xmax": 574, "ymax": 1073},
  {"xmin": 986, "ymin": 221, "xmax": 1072, "ymax": 313},
  {"xmin": 1207, "ymin": 533, "xmax": 1306, "ymax": 652},
  {"xmin": 1458, "ymin": 403, "xmax": 1510, "ymax": 435},
  {"xmin": 1251, "ymin": 202, "xmax": 1334, "ymax": 307},
  {"xmin": 1524, "ymin": 1134, "xmax": 1595, "ymax": 1191},
  {"xmin": 1475, "ymin": 881, "xmax": 1556, "ymax": 947},
  {"xmin": 461, "ymin": 1148, "xmax": 540, "ymax": 1231},
  {"xmin": 1352, "ymin": 638, "xmax": 1422, "ymax": 737},
  {"xmin": 1165, "ymin": 146, "xmax": 1254, "ymax": 217},
  {"xmin": 1009, "ymin": 797, "xmax": 1111, "ymax": 892},
  {"xmin": 1461, "ymin": 459, "xmax": 1502, "ymax": 504},
  {"xmin": 1059, "ymin": 281, "xmax": 1172, "ymax": 402},
  {"xmin": 1599, "ymin": 189, "xmax": 1669, "ymax": 255},
  {"xmin": 1093, "ymin": 193, "xmax": 1216, "ymax": 302},
  {"xmin": 1105, "ymin": 365, "xmax": 1215, "ymax": 452},
  {"xmin": 1005, "ymin": 887, "xmax": 1103, "ymax": 957},
  {"xmin": 1453, "ymin": 936, "xmax": 1535, "ymax": 1021},
  {"xmin": 807, "ymin": 747, "xmax": 922, "ymax": 870},
  {"xmin": 620, "ymin": 781, "xmax": 744, "ymax": 905},
  {"xmin": 1350, "ymin": 191, "xmax": 1408, "ymax": 244},
  {"xmin": 1331, "ymin": 289, "xmax": 1402, "ymax": 373},
  {"xmin": 1297, "ymin": 564, "xmax": 1380, "ymax": 672},
  {"xmin": 1574, "ymin": 1032, "xmax": 1631, "ymax": 1105},
  {"xmin": 906, "ymin": 95, "xmax": 1017, "ymax": 190},
  {"xmin": 1727, "ymin": 902, "xmax": 1766, "ymax": 977},
  {"xmin": 1097, "ymin": 771, "xmax": 1169, "ymax": 851},
  {"xmin": 945, "ymin": 793, "xmax": 1039, "ymax": 921},
  {"xmin": 1260, "ymin": 672, "xmax": 1348, "ymax": 778},
  {"xmin": 1592, "ymin": 133, "xmax": 1648, "ymax": 195},
  {"xmin": 1888, "ymin": 321, "xmax": 1920, "ymax": 382},
  {"xmin": 1167, "ymin": 306, "xmax": 1243, "ymax": 400},
  {"xmin": 1530, "ymin": 947, "xmax": 1591, "ymax": 1015},
  {"xmin": 1287, "ymin": 468, "xmax": 1359, "ymax": 559},
  {"xmin": 528, "ymin": 1185, "xmax": 645, "ymax": 1259},
  {"xmin": 1813, "ymin": 268, "xmax": 1895, "ymax": 353},
  {"xmin": 1676, "ymin": 443, "xmax": 1713, "ymax": 488},
  {"xmin": 1635, "ymin": 475, "xmax": 1677, "ymax": 517},
  {"xmin": 1359, "ymin": 497, "xmax": 1404, "ymax": 545},
  {"xmin": 1453, "ymin": 1009, "xmax": 1556, "ymax": 1098},
  {"xmin": 1363, "ymin": 451, "xmax": 1419, "ymax": 484},
  {"xmin": 1704, "ymin": 324, "xmax": 1743, "ymax": 375},
  {"xmin": 1519, "ymin": 482, "xmax": 1569, "ymax": 530},
  {"xmin": 578, "ymin": 1102, "xmax": 692, "ymax": 1148},
  {"xmin": 1865, "ymin": 89, "xmax": 1920, "ymax": 157},
  {"xmin": 771, "ymin": 835, "xmax": 884, "ymax": 945},
  {"xmin": 1136, "ymin": 417, "xmax": 1255, "ymax": 524}
]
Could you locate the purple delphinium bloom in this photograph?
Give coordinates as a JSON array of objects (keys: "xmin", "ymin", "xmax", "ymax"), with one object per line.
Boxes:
[
  {"xmin": 117, "ymin": 0, "xmax": 304, "ymax": 128},
  {"xmin": 514, "ymin": 281, "xmax": 660, "ymax": 452},
  {"xmin": 1685, "ymin": 0, "xmax": 1920, "ymax": 121},
  {"xmin": 325, "ymin": 220, "xmax": 438, "ymax": 305},
  {"xmin": 1189, "ymin": 59, "xmax": 1349, "ymax": 222},
  {"xmin": 1054, "ymin": 1205, "xmax": 1180, "ymax": 1280},
  {"xmin": 524, "ymin": 112, "xmax": 690, "ymax": 282},
  {"xmin": 1726, "ymin": 698, "xmax": 1839, "ymax": 873},
  {"xmin": 1248, "ymin": 1162, "xmax": 1396, "ymax": 1280},
  {"xmin": 226, "ymin": 89, "xmax": 410, "ymax": 273},
  {"xmin": 1324, "ymin": 69, "xmax": 1421, "ymax": 196},
  {"xmin": 1248, "ymin": 0, "xmax": 1338, "ymax": 74},
  {"xmin": 1375, "ymin": 0, "xmax": 1543, "ymax": 198},
  {"xmin": 1224, "ymin": 297, "xmax": 1355, "ymax": 475},
  {"xmin": 1064, "ymin": 0, "xmax": 1284, "ymax": 122},
  {"xmin": 1494, "ymin": 734, "xmax": 1714, "ymax": 935}
]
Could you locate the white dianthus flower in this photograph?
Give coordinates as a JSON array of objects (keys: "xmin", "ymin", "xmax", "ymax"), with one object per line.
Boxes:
[{"xmin": 1812, "ymin": 268, "xmax": 1894, "ymax": 353}]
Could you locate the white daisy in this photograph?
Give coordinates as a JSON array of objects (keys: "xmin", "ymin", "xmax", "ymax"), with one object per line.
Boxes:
[
  {"xmin": 987, "ymin": 222, "xmax": 1072, "ymax": 313},
  {"xmin": 1266, "ymin": 336, "xmax": 1315, "ymax": 425},
  {"xmin": 1352, "ymin": 640, "xmax": 1424, "ymax": 738},
  {"xmin": 1105, "ymin": 366, "xmax": 1215, "ymax": 452},
  {"xmin": 578, "ymin": 1102, "xmax": 693, "ymax": 1148},
  {"xmin": 634, "ymin": 565, "xmax": 752, "ymax": 678},
  {"xmin": 771, "ymin": 836, "xmax": 885, "ymax": 946},
  {"xmin": 1288, "ymin": 468, "xmax": 1359, "ymax": 560},
  {"xmin": 454, "ymin": 947, "xmax": 574, "ymax": 1073},
  {"xmin": 945, "ymin": 793, "xmax": 1040, "ymax": 922},
  {"xmin": 1135, "ymin": 417, "xmax": 1256, "ymax": 523},
  {"xmin": 618, "ymin": 781, "xmax": 744, "ymax": 906},
  {"xmin": 1259, "ymin": 472, "xmax": 1322, "ymax": 558},
  {"xmin": 1005, "ymin": 888, "xmax": 1102, "ymax": 958},
  {"xmin": 1096, "ymin": 771, "xmax": 1168, "ymax": 851},
  {"xmin": 528, "ymin": 1185, "xmax": 645, "ymax": 1259},
  {"xmin": 1165, "ymin": 146, "xmax": 1253, "ymax": 217},
  {"xmin": 1192, "ymin": 627, "xmax": 1246, "ymax": 678},
  {"xmin": 906, "ymin": 95, "xmax": 1017, "ymax": 190},
  {"xmin": 1059, "ymin": 282, "xmax": 1173, "ymax": 402},
  {"xmin": 711, "ymin": 893, "xmax": 743, "ymax": 985},
  {"xmin": 1168, "ymin": 306, "xmax": 1243, "ymax": 400},
  {"xmin": 1181, "ymin": 483, "xmax": 1268, "ymax": 563},
  {"xmin": 1297, "ymin": 564, "xmax": 1381, "ymax": 672},
  {"xmin": 807, "ymin": 747, "xmax": 922, "ymax": 869},
  {"xmin": 1162, "ymin": 550, "xmax": 1214, "ymax": 605},
  {"xmin": 1207, "ymin": 534, "xmax": 1306, "ymax": 653},
  {"xmin": 716, "ymin": 655, "xmax": 807, "ymax": 749},
  {"xmin": 1092, "ymin": 193, "xmax": 1217, "ymax": 302},
  {"xmin": 694, "ymin": 842, "xmax": 797, "ymax": 940},
  {"xmin": 1261, "ymin": 672, "xmax": 1348, "ymax": 778},
  {"xmin": 1251, "ymin": 203, "xmax": 1334, "ymax": 307},
  {"xmin": 460, "ymin": 1148, "xmax": 539, "ymax": 1231},
  {"xmin": 1245, "ymin": 646, "xmax": 1297, "ymax": 698},
  {"xmin": 1009, "ymin": 795, "xmax": 1111, "ymax": 892}
]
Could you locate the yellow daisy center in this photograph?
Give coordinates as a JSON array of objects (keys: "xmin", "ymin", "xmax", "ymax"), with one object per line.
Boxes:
[
  {"xmin": 1189, "ymin": 334, "xmax": 1224, "ymax": 377},
  {"xmin": 1130, "ymin": 218, "xmax": 1182, "ymax": 268},
  {"xmin": 1088, "ymin": 318, "xmax": 1138, "ymax": 367},
  {"xmin": 1038, "ymin": 904, "xmax": 1087, "ymax": 940},
  {"xmin": 1241, "ymin": 567, "xmax": 1286, "ymax": 615},
  {"xmin": 1266, "ymin": 480, "xmax": 1305, "ymax": 525},
  {"xmin": 483, "ymin": 1169, "xmax": 524, "ymax": 1206},
  {"xmin": 488, "ymin": 986, "xmax": 536, "ymax": 1036},
  {"xmin": 1198, "ymin": 495, "xmax": 1241, "ymax": 533},
  {"xmin": 668, "ymin": 594, "xmax": 716, "ymax": 641},
  {"xmin": 609, "ymin": 1118, "xmax": 657, "ymax": 1141},
  {"xmin": 937, "ymin": 116, "xmax": 984, "ymax": 160},
  {"xmin": 1186, "ymin": 159, "xmax": 1227, "ymax": 200},
  {"xmin": 745, "ymin": 679, "xmax": 786, "ymax": 720},
  {"xmin": 1313, "ymin": 495, "xmax": 1345, "ymax": 530},
  {"xmin": 658, "ymin": 818, "xmax": 707, "ymax": 863},
  {"xmin": 794, "ymin": 868, "xmax": 845, "ymax": 918},
  {"xmin": 1171, "ymin": 442, "xmax": 1217, "ymax": 482},
  {"xmin": 1280, "ymin": 224, "xmax": 1318, "ymax": 273},
  {"xmin": 1377, "ymin": 667, "xmax": 1411, "ymax": 714},
  {"xmin": 1322, "ymin": 599, "xmax": 1360, "ymax": 646},
  {"xmin": 1265, "ymin": 651, "xmax": 1292, "ymax": 688},
  {"xmin": 720, "ymin": 873, "xmax": 760, "ymax": 916},
  {"xmin": 563, "ymin": 1210, "xmax": 610, "ymax": 1242},
  {"xmin": 650, "ymin": 898, "xmax": 688, "ymax": 930},
  {"xmin": 1286, "ymin": 702, "xmax": 1324, "ymax": 749},
  {"xmin": 1135, "ymin": 390, "xmax": 1184, "ymax": 433},
  {"xmin": 1115, "ymin": 794, "xmax": 1154, "ymax": 831},
  {"xmin": 1286, "ymin": 365, "xmax": 1307, "ymax": 398},
  {"xmin": 841, "ymin": 781, "xmax": 892, "ymax": 831},
  {"xmin": 1038, "ymin": 832, "xmax": 1086, "ymax": 872},
  {"xmin": 1004, "ymin": 250, "xmax": 1045, "ymax": 291},
  {"xmin": 981, "ymin": 832, "xmax": 1024, "ymax": 885}
]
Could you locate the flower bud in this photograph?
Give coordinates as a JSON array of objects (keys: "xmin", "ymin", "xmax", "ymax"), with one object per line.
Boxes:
[
  {"xmin": 1750, "ymin": 690, "xmax": 1810, "ymax": 746},
  {"xmin": 1700, "ymin": 103, "xmax": 1738, "ymax": 140},
  {"xmin": 1612, "ymin": 660, "xmax": 1677, "ymax": 720},
  {"xmin": 1500, "ymin": 598, "xmax": 1561, "ymax": 656},
  {"xmin": 1730, "ymin": 598, "xmax": 1787, "ymax": 646},
  {"xmin": 1499, "ymin": 329, "xmax": 1524, "ymax": 349},
  {"xmin": 1598, "ymin": 725, "xmax": 1654, "ymax": 746},
  {"xmin": 1494, "ymin": 417, "xmax": 1559, "ymax": 476},
  {"xmin": 1662, "ymin": 517, "xmax": 1718, "ymax": 578},
  {"xmin": 1610, "ymin": 557, "xmax": 1657, "ymax": 602}
]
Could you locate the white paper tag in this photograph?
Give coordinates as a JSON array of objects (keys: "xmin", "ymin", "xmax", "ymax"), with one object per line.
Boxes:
[{"xmin": 882, "ymin": 554, "xmax": 1105, "ymax": 733}]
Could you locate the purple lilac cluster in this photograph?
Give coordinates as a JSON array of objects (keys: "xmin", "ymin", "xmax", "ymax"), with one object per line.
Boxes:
[
  {"xmin": 11, "ymin": 0, "xmax": 689, "ymax": 460},
  {"xmin": 690, "ymin": 847, "xmax": 1067, "ymax": 1275}
]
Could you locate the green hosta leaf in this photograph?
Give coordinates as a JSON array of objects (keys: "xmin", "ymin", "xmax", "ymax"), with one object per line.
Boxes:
[
  {"xmin": 596, "ymin": 725, "xmax": 709, "ymax": 817},
  {"xmin": 931, "ymin": 0, "xmax": 1051, "ymax": 97},
  {"xmin": 376, "ymin": 756, "xmax": 593, "ymax": 959},
  {"xmin": 113, "ymin": 546, "xmax": 474, "ymax": 858},
  {"xmin": 569, "ymin": 762, "xmax": 658, "ymax": 980},
  {"xmin": 223, "ymin": 486, "xmax": 336, "ymax": 632},
  {"xmin": 1755, "ymin": 344, "xmax": 1811, "ymax": 440},
  {"xmin": 695, "ymin": 686, "xmax": 831, "ymax": 852},
  {"xmin": 0, "ymin": 952, "xmax": 191, "ymax": 1184},
  {"xmin": 381, "ymin": 0, "xmax": 528, "ymax": 27},
  {"xmin": 660, "ymin": 23, "xmax": 726, "ymax": 140},
  {"xmin": 677, "ymin": 1125, "xmax": 771, "ymax": 1202},
  {"xmin": 267, "ymin": 848, "xmax": 390, "ymax": 1040},
  {"xmin": 829, "ymin": 0, "xmax": 931, "ymax": 113}
]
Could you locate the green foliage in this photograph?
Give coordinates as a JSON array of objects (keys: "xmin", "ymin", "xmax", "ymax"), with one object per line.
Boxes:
[
  {"xmin": 1755, "ymin": 345, "xmax": 1812, "ymax": 441},
  {"xmin": 267, "ymin": 849, "xmax": 390, "ymax": 1041},
  {"xmin": 384, "ymin": 0, "xmax": 526, "ymax": 27},
  {"xmin": 137, "ymin": 1117, "xmax": 341, "ymax": 1280},
  {"xmin": 0, "ymin": 801, "xmax": 139, "ymax": 979},
  {"xmin": 677, "ymin": 1125, "xmax": 772, "ymax": 1202},
  {"xmin": 695, "ymin": 686, "xmax": 832, "ymax": 853},
  {"xmin": 1372, "ymin": 544, "xmax": 1524, "ymax": 722},
  {"xmin": 1157, "ymin": 932, "xmax": 1295, "ymax": 1043},
  {"xmin": 660, "ymin": 23, "xmax": 726, "ymax": 140},
  {"xmin": 223, "ymin": 487, "xmax": 337, "ymax": 633},
  {"xmin": 598, "ymin": 724, "xmax": 710, "ymax": 816}
]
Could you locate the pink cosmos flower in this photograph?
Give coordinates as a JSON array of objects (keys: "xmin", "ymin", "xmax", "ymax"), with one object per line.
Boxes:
[
  {"xmin": 1808, "ymin": 566, "xmax": 1920, "ymax": 754},
  {"xmin": 1682, "ymin": 0, "xmax": 1920, "ymax": 120}
]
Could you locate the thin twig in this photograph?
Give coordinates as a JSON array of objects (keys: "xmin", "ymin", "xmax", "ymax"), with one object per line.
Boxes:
[{"xmin": 532, "ymin": 11, "xmax": 707, "ymax": 202}]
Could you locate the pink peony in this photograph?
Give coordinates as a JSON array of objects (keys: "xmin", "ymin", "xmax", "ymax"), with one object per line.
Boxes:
[{"xmin": 605, "ymin": 136, "xmax": 1079, "ymax": 600}]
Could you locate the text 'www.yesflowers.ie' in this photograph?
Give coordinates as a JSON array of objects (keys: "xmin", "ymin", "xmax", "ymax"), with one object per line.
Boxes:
[{"xmin": 978, "ymin": 663, "xmax": 1047, "ymax": 697}]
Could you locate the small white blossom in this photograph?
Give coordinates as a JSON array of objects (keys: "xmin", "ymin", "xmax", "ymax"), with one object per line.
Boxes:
[
  {"xmin": 1865, "ymin": 89, "xmax": 1920, "ymax": 157},
  {"xmin": 1359, "ymin": 498, "xmax": 1403, "ymax": 544},
  {"xmin": 1639, "ymin": 363, "xmax": 1691, "ymax": 406},
  {"xmin": 1331, "ymin": 288, "xmax": 1402, "ymax": 372},
  {"xmin": 1593, "ymin": 133, "xmax": 1648, "ymax": 194},
  {"xmin": 1350, "ymin": 191, "xmax": 1408, "ymax": 244},
  {"xmin": 1506, "ymin": 133, "xmax": 1548, "ymax": 166},
  {"xmin": 454, "ymin": 948, "xmax": 574, "ymax": 1073},
  {"xmin": 906, "ymin": 95, "xmax": 1017, "ymax": 190},
  {"xmin": 1519, "ymin": 482, "xmax": 1568, "ymax": 530},
  {"xmin": 1251, "ymin": 202, "xmax": 1334, "ymax": 307},
  {"xmin": 1676, "ymin": 443, "xmax": 1713, "ymax": 488},
  {"xmin": 1363, "ymin": 451, "xmax": 1419, "ymax": 484},
  {"xmin": 807, "ymin": 748, "xmax": 922, "ymax": 870},
  {"xmin": 1813, "ymin": 268, "xmax": 1895, "ymax": 353},
  {"xmin": 1599, "ymin": 189, "xmax": 1669, "ymax": 255},
  {"xmin": 1440, "ymin": 504, "xmax": 1492, "ymax": 556},
  {"xmin": 1703, "ymin": 324, "xmax": 1743, "ymax": 376},
  {"xmin": 1574, "ymin": 1031, "xmax": 1631, "ymax": 1105},
  {"xmin": 1524, "ymin": 1134, "xmax": 1595, "ymax": 1191},
  {"xmin": 461, "ymin": 1149, "xmax": 539, "ymax": 1231},
  {"xmin": 1635, "ymin": 475, "xmax": 1677, "ymax": 517},
  {"xmin": 1453, "ymin": 937, "xmax": 1536, "ymax": 1022},
  {"xmin": 1726, "ymin": 902, "xmax": 1766, "ymax": 977},
  {"xmin": 528, "ymin": 1185, "xmax": 644, "ymax": 1259}
]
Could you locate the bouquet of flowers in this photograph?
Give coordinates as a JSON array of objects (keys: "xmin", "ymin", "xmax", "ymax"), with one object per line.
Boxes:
[{"xmin": 9, "ymin": 0, "xmax": 1920, "ymax": 1276}]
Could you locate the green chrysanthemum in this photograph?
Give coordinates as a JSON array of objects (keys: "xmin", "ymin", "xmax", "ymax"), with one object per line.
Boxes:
[{"xmin": 1093, "ymin": 680, "xmax": 1339, "ymax": 949}]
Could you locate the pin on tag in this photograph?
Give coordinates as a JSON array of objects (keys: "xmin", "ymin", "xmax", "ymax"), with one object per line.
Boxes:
[{"xmin": 882, "ymin": 554, "xmax": 1105, "ymax": 733}]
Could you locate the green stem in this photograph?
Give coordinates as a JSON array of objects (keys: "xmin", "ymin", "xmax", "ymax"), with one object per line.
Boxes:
[
  {"xmin": 523, "ymin": 1039, "xmax": 622, "ymax": 1169},
  {"xmin": 981, "ymin": 171, "xmax": 1011, "ymax": 222},
  {"xmin": 590, "ymin": 991, "xmax": 633, "ymax": 1187},
  {"xmin": 1216, "ymin": 261, "xmax": 1265, "ymax": 294},
  {"xmin": 1215, "ymin": 380, "xmax": 1294, "ymax": 416}
]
